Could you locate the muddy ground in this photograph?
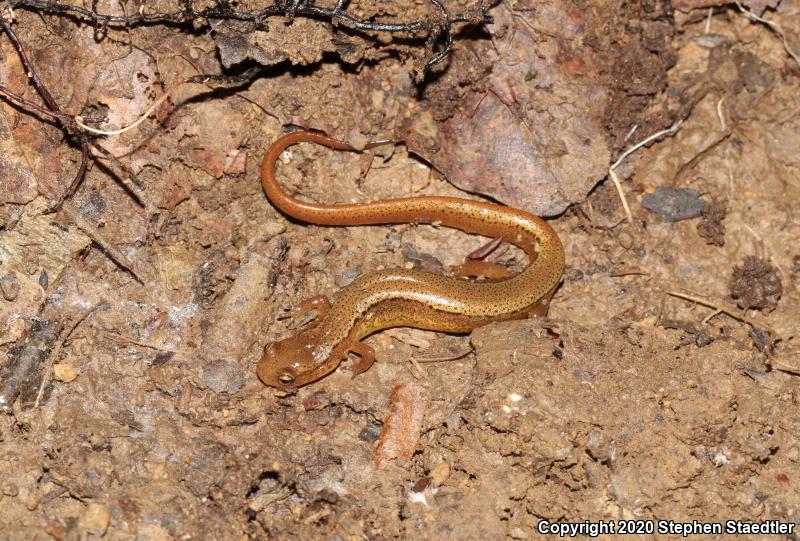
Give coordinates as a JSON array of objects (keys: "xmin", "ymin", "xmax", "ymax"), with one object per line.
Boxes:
[{"xmin": 0, "ymin": 0, "xmax": 799, "ymax": 539}]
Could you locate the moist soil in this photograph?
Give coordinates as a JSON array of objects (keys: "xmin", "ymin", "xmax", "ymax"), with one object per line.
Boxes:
[{"xmin": 0, "ymin": 1, "xmax": 798, "ymax": 539}]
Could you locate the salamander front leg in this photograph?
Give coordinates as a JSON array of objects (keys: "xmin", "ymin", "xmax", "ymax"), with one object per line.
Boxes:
[
  {"xmin": 291, "ymin": 295, "xmax": 332, "ymax": 324},
  {"xmin": 347, "ymin": 341, "xmax": 376, "ymax": 377}
]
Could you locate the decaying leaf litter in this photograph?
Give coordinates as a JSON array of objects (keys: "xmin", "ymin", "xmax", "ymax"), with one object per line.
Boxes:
[{"xmin": 0, "ymin": 0, "xmax": 799, "ymax": 538}]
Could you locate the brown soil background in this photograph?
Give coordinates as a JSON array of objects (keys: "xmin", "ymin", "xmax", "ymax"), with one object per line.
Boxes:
[{"xmin": 0, "ymin": 1, "xmax": 799, "ymax": 539}]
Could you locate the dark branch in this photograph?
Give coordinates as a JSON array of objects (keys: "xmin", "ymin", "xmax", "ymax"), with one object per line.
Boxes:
[{"xmin": 8, "ymin": 0, "xmax": 492, "ymax": 74}]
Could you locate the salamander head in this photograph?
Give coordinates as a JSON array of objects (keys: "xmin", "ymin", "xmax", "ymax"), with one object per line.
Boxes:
[{"xmin": 257, "ymin": 330, "xmax": 341, "ymax": 389}]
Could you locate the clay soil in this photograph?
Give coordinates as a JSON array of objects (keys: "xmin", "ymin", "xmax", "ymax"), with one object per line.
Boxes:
[{"xmin": 0, "ymin": 1, "xmax": 799, "ymax": 540}]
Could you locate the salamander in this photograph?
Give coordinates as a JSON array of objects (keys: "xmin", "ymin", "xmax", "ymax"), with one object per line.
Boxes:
[{"xmin": 257, "ymin": 130, "xmax": 565, "ymax": 388}]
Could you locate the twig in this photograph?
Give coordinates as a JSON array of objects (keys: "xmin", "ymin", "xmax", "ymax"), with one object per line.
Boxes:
[
  {"xmin": 9, "ymin": 0, "xmax": 492, "ymax": 75},
  {"xmin": 61, "ymin": 201, "xmax": 147, "ymax": 284},
  {"xmin": 75, "ymin": 81, "xmax": 186, "ymax": 136},
  {"xmin": 623, "ymin": 124, "xmax": 638, "ymax": 143},
  {"xmin": 0, "ymin": 319, "xmax": 60, "ymax": 413},
  {"xmin": 609, "ymin": 120, "xmax": 684, "ymax": 223},
  {"xmin": 88, "ymin": 144, "xmax": 150, "ymax": 208},
  {"xmin": 33, "ymin": 300, "xmax": 106, "ymax": 408},
  {"xmin": 0, "ymin": 9, "xmax": 92, "ymax": 210},
  {"xmin": 716, "ymin": 96, "xmax": 727, "ymax": 131},
  {"xmin": 663, "ymin": 290, "xmax": 798, "ymax": 372},
  {"xmin": 666, "ymin": 290, "xmax": 771, "ymax": 333},
  {"xmin": 413, "ymin": 348, "xmax": 472, "ymax": 363},
  {"xmin": 103, "ymin": 331, "xmax": 192, "ymax": 355},
  {"xmin": 735, "ymin": 2, "xmax": 800, "ymax": 67}
]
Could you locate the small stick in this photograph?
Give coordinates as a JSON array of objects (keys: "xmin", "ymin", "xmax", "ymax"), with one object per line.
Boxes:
[
  {"xmin": 34, "ymin": 300, "xmax": 106, "ymax": 408},
  {"xmin": 103, "ymin": 331, "xmax": 192, "ymax": 355},
  {"xmin": 88, "ymin": 142, "xmax": 153, "ymax": 207},
  {"xmin": 413, "ymin": 347, "xmax": 472, "ymax": 363},
  {"xmin": 735, "ymin": 2, "xmax": 800, "ymax": 67},
  {"xmin": 609, "ymin": 120, "xmax": 684, "ymax": 223},
  {"xmin": 667, "ymin": 290, "xmax": 772, "ymax": 333},
  {"xmin": 664, "ymin": 290, "xmax": 798, "ymax": 372},
  {"xmin": 716, "ymin": 96, "xmax": 727, "ymax": 131},
  {"xmin": 61, "ymin": 201, "xmax": 147, "ymax": 284},
  {"xmin": 74, "ymin": 81, "xmax": 186, "ymax": 136}
]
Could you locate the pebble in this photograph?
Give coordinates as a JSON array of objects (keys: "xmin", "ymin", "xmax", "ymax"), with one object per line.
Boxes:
[
  {"xmin": 0, "ymin": 272, "xmax": 19, "ymax": 301},
  {"xmin": 430, "ymin": 461, "xmax": 450, "ymax": 486},
  {"xmin": 81, "ymin": 502, "xmax": 111, "ymax": 536},
  {"xmin": 53, "ymin": 363, "xmax": 77, "ymax": 383},
  {"xmin": 641, "ymin": 186, "xmax": 704, "ymax": 222}
]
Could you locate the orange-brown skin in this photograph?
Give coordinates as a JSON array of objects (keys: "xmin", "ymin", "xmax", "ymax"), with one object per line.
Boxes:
[{"xmin": 258, "ymin": 131, "xmax": 565, "ymax": 389}]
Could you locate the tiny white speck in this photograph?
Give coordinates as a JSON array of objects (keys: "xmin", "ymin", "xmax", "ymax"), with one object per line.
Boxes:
[
  {"xmin": 502, "ymin": 405, "xmax": 512, "ymax": 414},
  {"xmin": 408, "ymin": 491, "xmax": 427, "ymax": 506},
  {"xmin": 169, "ymin": 303, "xmax": 199, "ymax": 326},
  {"xmin": 713, "ymin": 453, "xmax": 728, "ymax": 467},
  {"xmin": 508, "ymin": 393, "xmax": 523, "ymax": 402}
]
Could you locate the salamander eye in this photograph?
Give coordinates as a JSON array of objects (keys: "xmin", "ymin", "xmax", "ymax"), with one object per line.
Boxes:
[{"xmin": 278, "ymin": 368, "xmax": 297, "ymax": 385}]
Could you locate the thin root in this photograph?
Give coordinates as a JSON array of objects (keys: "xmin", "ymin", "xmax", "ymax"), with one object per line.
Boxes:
[
  {"xmin": 663, "ymin": 290, "xmax": 796, "ymax": 372},
  {"xmin": 34, "ymin": 300, "xmax": 106, "ymax": 408},
  {"xmin": 735, "ymin": 2, "xmax": 800, "ymax": 67},
  {"xmin": 609, "ymin": 120, "xmax": 684, "ymax": 223}
]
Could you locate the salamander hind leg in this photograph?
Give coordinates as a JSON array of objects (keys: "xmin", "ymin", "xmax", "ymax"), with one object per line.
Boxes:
[
  {"xmin": 452, "ymin": 259, "xmax": 516, "ymax": 280},
  {"xmin": 528, "ymin": 284, "xmax": 558, "ymax": 318},
  {"xmin": 346, "ymin": 341, "xmax": 376, "ymax": 378},
  {"xmin": 452, "ymin": 237, "xmax": 515, "ymax": 280}
]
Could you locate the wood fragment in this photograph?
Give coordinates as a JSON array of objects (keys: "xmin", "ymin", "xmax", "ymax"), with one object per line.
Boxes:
[
  {"xmin": 0, "ymin": 319, "xmax": 61, "ymax": 413},
  {"xmin": 33, "ymin": 299, "xmax": 106, "ymax": 408},
  {"xmin": 374, "ymin": 382, "xmax": 427, "ymax": 469},
  {"xmin": 61, "ymin": 201, "xmax": 148, "ymax": 284}
]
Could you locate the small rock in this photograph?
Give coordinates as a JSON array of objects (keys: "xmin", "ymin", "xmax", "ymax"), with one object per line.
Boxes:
[
  {"xmin": 430, "ymin": 461, "xmax": 451, "ymax": 486},
  {"xmin": 358, "ymin": 419, "xmax": 382, "ymax": 443},
  {"xmin": 81, "ymin": 502, "xmax": 111, "ymax": 536},
  {"xmin": 510, "ymin": 527, "xmax": 528, "ymax": 540},
  {"xmin": 53, "ymin": 363, "xmax": 77, "ymax": 383},
  {"xmin": 0, "ymin": 272, "xmax": 19, "ymax": 301},
  {"xmin": 641, "ymin": 186, "xmax": 704, "ymax": 222},
  {"xmin": 261, "ymin": 221, "xmax": 286, "ymax": 238}
]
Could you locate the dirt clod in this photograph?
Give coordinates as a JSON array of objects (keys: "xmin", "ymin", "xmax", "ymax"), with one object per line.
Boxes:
[
  {"xmin": 697, "ymin": 197, "xmax": 728, "ymax": 246},
  {"xmin": 730, "ymin": 256, "xmax": 782, "ymax": 312},
  {"xmin": 80, "ymin": 502, "xmax": 111, "ymax": 536},
  {"xmin": 0, "ymin": 271, "xmax": 19, "ymax": 301}
]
